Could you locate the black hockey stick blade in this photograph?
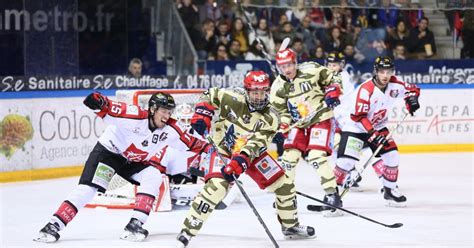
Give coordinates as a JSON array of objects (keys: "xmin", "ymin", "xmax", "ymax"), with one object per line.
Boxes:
[
  {"xmin": 307, "ymin": 204, "xmax": 326, "ymax": 212},
  {"xmin": 387, "ymin": 223, "xmax": 403, "ymax": 228}
]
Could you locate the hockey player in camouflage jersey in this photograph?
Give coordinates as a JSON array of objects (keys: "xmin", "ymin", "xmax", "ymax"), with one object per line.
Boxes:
[
  {"xmin": 176, "ymin": 71, "xmax": 316, "ymax": 247},
  {"xmin": 270, "ymin": 48, "xmax": 344, "ymax": 215}
]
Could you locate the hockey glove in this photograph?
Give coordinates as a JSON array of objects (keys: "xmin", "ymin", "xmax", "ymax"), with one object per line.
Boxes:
[
  {"xmin": 367, "ymin": 130, "xmax": 388, "ymax": 151},
  {"xmin": 84, "ymin": 92, "xmax": 108, "ymax": 111},
  {"xmin": 191, "ymin": 102, "xmax": 215, "ymax": 136},
  {"xmin": 324, "ymin": 84, "xmax": 342, "ymax": 109},
  {"xmin": 404, "ymin": 87, "xmax": 420, "ymax": 116},
  {"xmin": 221, "ymin": 154, "xmax": 250, "ymax": 182},
  {"xmin": 272, "ymin": 123, "xmax": 289, "ymax": 143}
]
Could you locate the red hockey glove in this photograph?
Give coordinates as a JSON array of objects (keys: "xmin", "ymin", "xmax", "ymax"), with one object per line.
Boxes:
[
  {"xmin": 191, "ymin": 102, "xmax": 215, "ymax": 136},
  {"xmin": 367, "ymin": 130, "xmax": 388, "ymax": 152},
  {"xmin": 272, "ymin": 123, "xmax": 289, "ymax": 143},
  {"xmin": 83, "ymin": 92, "xmax": 109, "ymax": 111},
  {"xmin": 221, "ymin": 154, "xmax": 250, "ymax": 182},
  {"xmin": 324, "ymin": 84, "xmax": 342, "ymax": 109},
  {"xmin": 404, "ymin": 87, "xmax": 420, "ymax": 116}
]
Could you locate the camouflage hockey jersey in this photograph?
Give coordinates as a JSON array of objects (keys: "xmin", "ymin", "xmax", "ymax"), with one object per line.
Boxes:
[
  {"xmin": 202, "ymin": 87, "xmax": 279, "ymax": 162},
  {"xmin": 270, "ymin": 61, "xmax": 342, "ymax": 128}
]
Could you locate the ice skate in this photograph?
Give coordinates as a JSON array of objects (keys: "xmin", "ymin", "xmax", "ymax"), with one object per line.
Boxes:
[
  {"xmin": 33, "ymin": 222, "xmax": 61, "ymax": 243},
  {"xmin": 176, "ymin": 230, "xmax": 192, "ymax": 248},
  {"xmin": 322, "ymin": 190, "xmax": 344, "ymax": 217},
  {"xmin": 120, "ymin": 218, "xmax": 149, "ymax": 242},
  {"xmin": 383, "ymin": 186, "xmax": 407, "ymax": 208},
  {"xmin": 282, "ymin": 224, "xmax": 316, "ymax": 240}
]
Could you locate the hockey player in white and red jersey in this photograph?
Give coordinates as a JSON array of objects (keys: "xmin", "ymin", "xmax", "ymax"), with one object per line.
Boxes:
[
  {"xmin": 34, "ymin": 92, "xmax": 212, "ymax": 243},
  {"xmin": 333, "ymin": 56, "xmax": 420, "ymax": 206}
]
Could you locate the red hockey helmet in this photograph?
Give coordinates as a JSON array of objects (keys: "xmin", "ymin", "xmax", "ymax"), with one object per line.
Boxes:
[
  {"xmin": 276, "ymin": 48, "xmax": 297, "ymax": 65},
  {"xmin": 244, "ymin": 71, "xmax": 270, "ymax": 90},
  {"xmin": 243, "ymin": 71, "xmax": 270, "ymax": 110}
]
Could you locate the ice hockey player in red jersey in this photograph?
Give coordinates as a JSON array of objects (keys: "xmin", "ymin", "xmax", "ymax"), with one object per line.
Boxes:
[
  {"xmin": 33, "ymin": 92, "xmax": 211, "ymax": 243},
  {"xmin": 333, "ymin": 56, "xmax": 420, "ymax": 207}
]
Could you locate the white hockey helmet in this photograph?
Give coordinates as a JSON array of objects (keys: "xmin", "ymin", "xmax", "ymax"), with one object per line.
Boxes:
[{"xmin": 175, "ymin": 103, "xmax": 194, "ymax": 129}]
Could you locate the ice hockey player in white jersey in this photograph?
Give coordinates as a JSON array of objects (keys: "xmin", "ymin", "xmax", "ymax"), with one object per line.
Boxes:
[
  {"xmin": 333, "ymin": 56, "xmax": 420, "ymax": 207},
  {"xmin": 33, "ymin": 92, "xmax": 212, "ymax": 243}
]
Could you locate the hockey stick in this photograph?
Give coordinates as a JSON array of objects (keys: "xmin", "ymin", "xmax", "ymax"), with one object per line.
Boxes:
[
  {"xmin": 204, "ymin": 134, "xmax": 280, "ymax": 248},
  {"xmin": 296, "ymin": 191, "xmax": 403, "ymax": 228},
  {"xmin": 307, "ymin": 112, "xmax": 409, "ymax": 212},
  {"xmin": 235, "ymin": 0, "xmax": 290, "ymax": 77}
]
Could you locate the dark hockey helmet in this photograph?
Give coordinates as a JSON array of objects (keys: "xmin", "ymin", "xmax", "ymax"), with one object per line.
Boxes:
[
  {"xmin": 325, "ymin": 51, "xmax": 345, "ymax": 66},
  {"xmin": 373, "ymin": 56, "xmax": 395, "ymax": 72},
  {"xmin": 243, "ymin": 71, "xmax": 270, "ymax": 111},
  {"xmin": 148, "ymin": 92, "xmax": 176, "ymax": 114}
]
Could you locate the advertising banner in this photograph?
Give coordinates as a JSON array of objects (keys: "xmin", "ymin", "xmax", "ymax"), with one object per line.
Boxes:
[{"xmin": 0, "ymin": 97, "xmax": 106, "ymax": 172}]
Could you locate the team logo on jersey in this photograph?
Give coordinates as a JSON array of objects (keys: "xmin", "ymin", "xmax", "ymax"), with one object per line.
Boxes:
[
  {"xmin": 253, "ymin": 120, "xmax": 264, "ymax": 131},
  {"xmin": 142, "ymin": 140, "xmax": 149, "ymax": 147},
  {"xmin": 289, "ymin": 84, "xmax": 295, "ymax": 92},
  {"xmin": 390, "ymin": 89, "xmax": 399, "ymax": 98},
  {"xmin": 223, "ymin": 124, "xmax": 237, "ymax": 151},
  {"xmin": 159, "ymin": 132, "xmax": 168, "ymax": 141},
  {"xmin": 371, "ymin": 109, "xmax": 387, "ymax": 126},
  {"xmin": 243, "ymin": 114, "xmax": 251, "ymax": 124},
  {"xmin": 299, "ymin": 81, "xmax": 313, "ymax": 93},
  {"xmin": 226, "ymin": 108, "xmax": 238, "ymax": 122},
  {"xmin": 123, "ymin": 144, "xmax": 148, "ymax": 162}
]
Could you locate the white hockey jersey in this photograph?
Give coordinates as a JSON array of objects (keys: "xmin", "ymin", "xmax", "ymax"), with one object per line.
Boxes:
[
  {"xmin": 96, "ymin": 100, "xmax": 208, "ymax": 172},
  {"xmin": 335, "ymin": 75, "xmax": 418, "ymax": 133}
]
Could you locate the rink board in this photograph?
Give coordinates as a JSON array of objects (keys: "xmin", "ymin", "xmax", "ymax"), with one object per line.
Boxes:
[{"xmin": 0, "ymin": 87, "xmax": 473, "ymax": 182}]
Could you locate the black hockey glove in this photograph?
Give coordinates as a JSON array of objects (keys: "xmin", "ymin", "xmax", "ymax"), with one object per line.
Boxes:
[
  {"xmin": 367, "ymin": 130, "xmax": 388, "ymax": 151},
  {"xmin": 84, "ymin": 92, "xmax": 108, "ymax": 111}
]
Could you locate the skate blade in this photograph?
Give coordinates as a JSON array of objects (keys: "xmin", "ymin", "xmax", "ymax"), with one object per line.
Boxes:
[
  {"xmin": 283, "ymin": 234, "xmax": 317, "ymax": 240},
  {"xmin": 385, "ymin": 200, "xmax": 407, "ymax": 208},
  {"xmin": 120, "ymin": 231, "xmax": 146, "ymax": 242},
  {"xmin": 176, "ymin": 241, "xmax": 187, "ymax": 248},
  {"xmin": 349, "ymin": 187, "xmax": 364, "ymax": 192},
  {"xmin": 33, "ymin": 233, "xmax": 57, "ymax": 243},
  {"xmin": 323, "ymin": 209, "xmax": 345, "ymax": 217}
]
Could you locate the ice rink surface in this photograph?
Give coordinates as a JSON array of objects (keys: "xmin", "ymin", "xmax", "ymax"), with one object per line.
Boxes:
[{"xmin": 1, "ymin": 152, "xmax": 473, "ymax": 248}]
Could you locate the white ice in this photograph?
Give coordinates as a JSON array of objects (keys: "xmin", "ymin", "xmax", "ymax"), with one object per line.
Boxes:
[{"xmin": 1, "ymin": 152, "xmax": 473, "ymax": 248}]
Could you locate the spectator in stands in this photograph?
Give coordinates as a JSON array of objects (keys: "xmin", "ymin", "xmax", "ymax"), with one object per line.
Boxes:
[
  {"xmin": 230, "ymin": 18, "xmax": 250, "ymax": 54},
  {"xmin": 211, "ymin": 43, "xmax": 229, "ymax": 61},
  {"xmin": 292, "ymin": 0, "xmax": 308, "ymax": 23},
  {"xmin": 323, "ymin": 27, "xmax": 346, "ymax": 53},
  {"xmin": 192, "ymin": 19, "xmax": 217, "ymax": 60},
  {"xmin": 127, "ymin": 58, "xmax": 142, "ymax": 78},
  {"xmin": 376, "ymin": 0, "xmax": 399, "ymax": 33},
  {"xmin": 346, "ymin": 19, "xmax": 363, "ymax": 46},
  {"xmin": 387, "ymin": 20, "xmax": 410, "ymax": 50},
  {"xmin": 463, "ymin": 9, "xmax": 474, "ymax": 58},
  {"xmin": 296, "ymin": 15, "xmax": 318, "ymax": 54},
  {"xmin": 245, "ymin": 40, "xmax": 268, "ymax": 60},
  {"xmin": 199, "ymin": 0, "xmax": 222, "ymax": 22},
  {"xmin": 343, "ymin": 44, "xmax": 356, "ymax": 62},
  {"xmin": 292, "ymin": 37, "xmax": 310, "ymax": 61},
  {"xmin": 364, "ymin": 40, "xmax": 389, "ymax": 62},
  {"xmin": 236, "ymin": 0, "xmax": 258, "ymax": 27},
  {"xmin": 308, "ymin": 0, "xmax": 329, "ymax": 41},
  {"xmin": 401, "ymin": 1, "xmax": 424, "ymax": 29},
  {"xmin": 393, "ymin": 43, "xmax": 408, "ymax": 60},
  {"xmin": 257, "ymin": 0, "xmax": 283, "ymax": 32},
  {"xmin": 228, "ymin": 39, "xmax": 245, "ymax": 60},
  {"xmin": 408, "ymin": 17, "xmax": 436, "ymax": 58},
  {"xmin": 310, "ymin": 45, "xmax": 326, "ymax": 60},
  {"xmin": 177, "ymin": 0, "xmax": 200, "ymax": 31},
  {"xmin": 444, "ymin": 0, "xmax": 464, "ymax": 35},
  {"xmin": 215, "ymin": 20, "xmax": 232, "ymax": 46},
  {"xmin": 249, "ymin": 18, "xmax": 276, "ymax": 58},
  {"xmin": 274, "ymin": 21, "xmax": 297, "ymax": 42}
]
